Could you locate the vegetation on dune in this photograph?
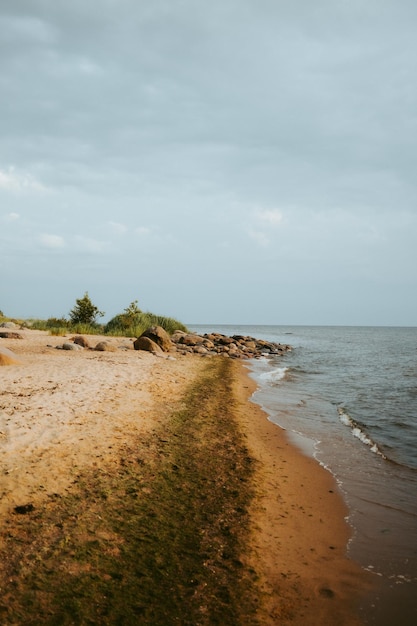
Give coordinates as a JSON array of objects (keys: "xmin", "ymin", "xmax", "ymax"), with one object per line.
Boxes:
[
  {"xmin": 3, "ymin": 295, "xmax": 188, "ymax": 337},
  {"xmin": 104, "ymin": 300, "xmax": 188, "ymax": 337},
  {"xmin": 0, "ymin": 359, "xmax": 261, "ymax": 625}
]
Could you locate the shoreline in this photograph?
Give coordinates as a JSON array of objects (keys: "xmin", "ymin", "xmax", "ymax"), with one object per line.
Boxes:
[
  {"xmin": 233, "ymin": 361, "xmax": 373, "ymax": 625},
  {"xmin": 0, "ymin": 329, "xmax": 373, "ymax": 623}
]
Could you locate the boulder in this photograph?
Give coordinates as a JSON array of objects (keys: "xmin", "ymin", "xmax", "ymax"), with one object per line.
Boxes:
[
  {"xmin": 216, "ymin": 335, "xmax": 234, "ymax": 345},
  {"xmin": 0, "ymin": 332, "xmax": 22, "ymax": 339},
  {"xmin": 0, "ymin": 322, "xmax": 18, "ymax": 329},
  {"xmin": 61, "ymin": 342, "xmax": 83, "ymax": 351},
  {"xmin": 133, "ymin": 336, "xmax": 163, "ymax": 354},
  {"xmin": 94, "ymin": 341, "xmax": 117, "ymax": 352},
  {"xmin": 72, "ymin": 335, "xmax": 91, "ymax": 348},
  {"xmin": 137, "ymin": 326, "xmax": 172, "ymax": 352},
  {"xmin": 178, "ymin": 334, "xmax": 205, "ymax": 346},
  {"xmin": 193, "ymin": 346, "xmax": 208, "ymax": 355}
]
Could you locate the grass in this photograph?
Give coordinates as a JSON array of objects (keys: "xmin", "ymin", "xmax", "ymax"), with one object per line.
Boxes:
[
  {"xmin": 0, "ymin": 358, "xmax": 261, "ymax": 625},
  {"xmin": 22, "ymin": 312, "xmax": 188, "ymax": 337},
  {"xmin": 103, "ymin": 311, "xmax": 188, "ymax": 336}
]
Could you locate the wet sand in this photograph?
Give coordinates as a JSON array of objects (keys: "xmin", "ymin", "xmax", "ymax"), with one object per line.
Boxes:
[{"xmin": 234, "ymin": 364, "xmax": 373, "ymax": 624}]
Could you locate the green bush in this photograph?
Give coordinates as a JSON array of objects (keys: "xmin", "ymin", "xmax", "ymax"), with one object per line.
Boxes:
[
  {"xmin": 104, "ymin": 301, "xmax": 188, "ymax": 337},
  {"xmin": 69, "ymin": 292, "xmax": 104, "ymax": 326},
  {"xmin": 31, "ymin": 318, "xmax": 69, "ymax": 331}
]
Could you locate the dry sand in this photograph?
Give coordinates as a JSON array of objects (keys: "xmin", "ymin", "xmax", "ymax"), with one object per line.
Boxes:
[
  {"xmin": 0, "ymin": 330, "xmax": 202, "ymax": 518},
  {"xmin": 0, "ymin": 329, "xmax": 372, "ymax": 624}
]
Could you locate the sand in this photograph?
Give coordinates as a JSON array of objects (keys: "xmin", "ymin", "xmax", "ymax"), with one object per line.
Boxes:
[
  {"xmin": 0, "ymin": 330, "xmax": 203, "ymax": 518},
  {"xmin": 0, "ymin": 329, "xmax": 372, "ymax": 624},
  {"xmin": 234, "ymin": 365, "xmax": 373, "ymax": 624}
]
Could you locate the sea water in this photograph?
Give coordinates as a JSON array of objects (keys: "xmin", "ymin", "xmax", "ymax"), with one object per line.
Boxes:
[{"xmin": 189, "ymin": 325, "xmax": 417, "ymax": 624}]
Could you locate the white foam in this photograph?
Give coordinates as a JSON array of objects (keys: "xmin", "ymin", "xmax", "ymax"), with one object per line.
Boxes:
[
  {"xmin": 259, "ymin": 367, "xmax": 288, "ymax": 383},
  {"xmin": 338, "ymin": 407, "xmax": 387, "ymax": 459}
]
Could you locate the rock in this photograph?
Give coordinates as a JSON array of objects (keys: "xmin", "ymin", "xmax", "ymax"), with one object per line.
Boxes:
[
  {"xmin": 193, "ymin": 346, "xmax": 208, "ymax": 354},
  {"xmin": 137, "ymin": 326, "xmax": 172, "ymax": 352},
  {"xmin": 0, "ymin": 322, "xmax": 18, "ymax": 329},
  {"xmin": 175, "ymin": 345, "xmax": 194, "ymax": 354},
  {"xmin": 0, "ymin": 332, "xmax": 22, "ymax": 339},
  {"xmin": 13, "ymin": 503, "xmax": 35, "ymax": 515},
  {"xmin": 62, "ymin": 342, "xmax": 83, "ymax": 351},
  {"xmin": 0, "ymin": 345, "xmax": 21, "ymax": 366},
  {"xmin": 94, "ymin": 341, "xmax": 117, "ymax": 352},
  {"xmin": 72, "ymin": 335, "xmax": 91, "ymax": 348},
  {"xmin": 178, "ymin": 334, "xmax": 206, "ymax": 346},
  {"xmin": 217, "ymin": 335, "xmax": 234, "ymax": 345},
  {"xmin": 133, "ymin": 336, "xmax": 163, "ymax": 354}
]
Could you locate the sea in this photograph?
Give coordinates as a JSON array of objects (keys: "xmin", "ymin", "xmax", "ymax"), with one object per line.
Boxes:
[{"xmin": 189, "ymin": 325, "xmax": 417, "ymax": 625}]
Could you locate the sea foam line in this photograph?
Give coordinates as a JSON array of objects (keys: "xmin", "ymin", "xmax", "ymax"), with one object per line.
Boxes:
[{"xmin": 338, "ymin": 407, "xmax": 387, "ymax": 459}]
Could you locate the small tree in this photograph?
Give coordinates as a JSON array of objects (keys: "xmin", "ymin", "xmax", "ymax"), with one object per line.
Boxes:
[{"xmin": 69, "ymin": 292, "xmax": 104, "ymax": 326}]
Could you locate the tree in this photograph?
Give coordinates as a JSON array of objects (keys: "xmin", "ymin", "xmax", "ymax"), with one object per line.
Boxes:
[{"xmin": 69, "ymin": 292, "xmax": 104, "ymax": 325}]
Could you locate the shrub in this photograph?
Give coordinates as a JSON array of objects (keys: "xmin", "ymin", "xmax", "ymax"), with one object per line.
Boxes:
[
  {"xmin": 69, "ymin": 292, "xmax": 104, "ymax": 326},
  {"xmin": 104, "ymin": 301, "xmax": 188, "ymax": 337},
  {"xmin": 30, "ymin": 318, "xmax": 69, "ymax": 331}
]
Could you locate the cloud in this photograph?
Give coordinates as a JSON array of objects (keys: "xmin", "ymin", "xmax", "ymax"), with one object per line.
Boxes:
[
  {"xmin": 39, "ymin": 233, "xmax": 66, "ymax": 249},
  {"xmin": 246, "ymin": 228, "xmax": 269, "ymax": 248},
  {"xmin": 0, "ymin": 167, "xmax": 47, "ymax": 193},
  {"xmin": 74, "ymin": 236, "xmax": 107, "ymax": 253},
  {"xmin": 135, "ymin": 226, "xmax": 151, "ymax": 235},
  {"xmin": 108, "ymin": 221, "xmax": 127, "ymax": 234},
  {"xmin": 256, "ymin": 209, "xmax": 284, "ymax": 226},
  {"xmin": 3, "ymin": 212, "xmax": 20, "ymax": 222},
  {"xmin": 1, "ymin": 1, "xmax": 416, "ymax": 325}
]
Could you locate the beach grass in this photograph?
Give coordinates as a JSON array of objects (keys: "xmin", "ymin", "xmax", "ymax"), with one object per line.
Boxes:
[
  {"xmin": 23, "ymin": 311, "xmax": 188, "ymax": 338},
  {"xmin": 0, "ymin": 358, "xmax": 261, "ymax": 625}
]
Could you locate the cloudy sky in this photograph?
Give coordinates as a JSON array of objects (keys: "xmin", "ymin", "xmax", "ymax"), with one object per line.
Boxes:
[{"xmin": 1, "ymin": 0, "xmax": 416, "ymax": 325}]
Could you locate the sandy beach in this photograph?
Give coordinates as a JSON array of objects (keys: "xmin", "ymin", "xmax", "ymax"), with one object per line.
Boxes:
[{"xmin": 0, "ymin": 329, "xmax": 372, "ymax": 624}]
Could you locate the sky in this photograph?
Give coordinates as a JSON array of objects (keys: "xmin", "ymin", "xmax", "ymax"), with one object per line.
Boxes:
[{"xmin": 1, "ymin": 0, "xmax": 416, "ymax": 326}]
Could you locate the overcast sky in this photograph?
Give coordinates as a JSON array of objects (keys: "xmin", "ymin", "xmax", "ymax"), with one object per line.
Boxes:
[{"xmin": 1, "ymin": 0, "xmax": 416, "ymax": 326}]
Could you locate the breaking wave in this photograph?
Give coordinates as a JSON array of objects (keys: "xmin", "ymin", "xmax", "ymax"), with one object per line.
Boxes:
[
  {"xmin": 338, "ymin": 407, "xmax": 387, "ymax": 459},
  {"xmin": 259, "ymin": 367, "xmax": 289, "ymax": 384}
]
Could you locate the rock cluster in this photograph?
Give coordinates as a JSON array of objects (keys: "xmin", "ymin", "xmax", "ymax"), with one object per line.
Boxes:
[
  {"xmin": 171, "ymin": 330, "xmax": 291, "ymax": 359},
  {"xmin": 55, "ymin": 337, "xmax": 118, "ymax": 352},
  {"xmin": 133, "ymin": 326, "xmax": 291, "ymax": 359}
]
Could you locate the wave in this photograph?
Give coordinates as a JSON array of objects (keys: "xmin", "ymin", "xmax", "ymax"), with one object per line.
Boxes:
[
  {"xmin": 259, "ymin": 367, "xmax": 289, "ymax": 384},
  {"xmin": 338, "ymin": 407, "xmax": 387, "ymax": 460}
]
